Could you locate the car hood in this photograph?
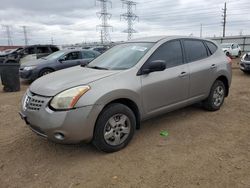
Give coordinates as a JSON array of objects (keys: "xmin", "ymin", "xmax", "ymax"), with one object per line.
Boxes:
[
  {"xmin": 20, "ymin": 58, "xmax": 51, "ymax": 67},
  {"xmin": 29, "ymin": 66, "xmax": 120, "ymax": 96}
]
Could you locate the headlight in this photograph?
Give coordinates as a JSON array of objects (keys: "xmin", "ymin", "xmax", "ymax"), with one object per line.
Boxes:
[
  {"xmin": 50, "ymin": 86, "xmax": 90, "ymax": 110},
  {"xmin": 23, "ymin": 66, "xmax": 36, "ymax": 71}
]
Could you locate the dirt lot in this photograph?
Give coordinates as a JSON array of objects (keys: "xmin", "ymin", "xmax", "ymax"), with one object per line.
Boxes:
[{"xmin": 0, "ymin": 60, "xmax": 250, "ymax": 188}]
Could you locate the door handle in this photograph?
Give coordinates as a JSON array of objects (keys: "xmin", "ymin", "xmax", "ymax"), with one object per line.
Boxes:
[
  {"xmin": 179, "ymin": 72, "xmax": 188, "ymax": 78},
  {"xmin": 211, "ymin": 64, "xmax": 217, "ymax": 69}
]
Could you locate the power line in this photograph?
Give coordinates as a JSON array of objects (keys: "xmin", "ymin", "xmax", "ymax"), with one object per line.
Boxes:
[
  {"xmin": 96, "ymin": 0, "xmax": 113, "ymax": 44},
  {"xmin": 120, "ymin": 0, "xmax": 139, "ymax": 41}
]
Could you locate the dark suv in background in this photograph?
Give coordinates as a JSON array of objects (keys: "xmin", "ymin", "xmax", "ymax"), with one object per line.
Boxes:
[
  {"xmin": 19, "ymin": 45, "xmax": 59, "ymax": 64},
  {"xmin": 0, "ymin": 45, "xmax": 59, "ymax": 64}
]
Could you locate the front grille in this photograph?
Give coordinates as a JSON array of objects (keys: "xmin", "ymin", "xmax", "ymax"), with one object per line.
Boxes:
[
  {"xmin": 28, "ymin": 98, "xmax": 45, "ymax": 111},
  {"xmin": 24, "ymin": 92, "xmax": 46, "ymax": 111}
]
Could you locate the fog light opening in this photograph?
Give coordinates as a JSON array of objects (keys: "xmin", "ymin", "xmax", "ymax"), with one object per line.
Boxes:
[{"xmin": 54, "ymin": 133, "xmax": 65, "ymax": 141}]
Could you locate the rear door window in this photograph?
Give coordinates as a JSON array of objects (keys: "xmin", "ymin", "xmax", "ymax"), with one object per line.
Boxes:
[
  {"xmin": 65, "ymin": 51, "xmax": 81, "ymax": 60},
  {"xmin": 183, "ymin": 40, "xmax": 208, "ymax": 62},
  {"xmin": 51, "ymin": 47, "xmax": 59, "ymax": 52},
  {"xmin": 82, "ymin": 51, "xmax": 95, "ymax": 58},
  {"xmin": 25, "ymin": 47, "xmax": 35, "ymax": 54},
  {"xmin": 37, "ymin": 47, "xmax": 51, "ymax": 54},
  {"xmin": 147, "ymin": 40, "xmax": 183, "ymax": 69}
]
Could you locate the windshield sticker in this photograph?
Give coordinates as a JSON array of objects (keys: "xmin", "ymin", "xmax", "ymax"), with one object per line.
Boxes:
[{"xmin": 131, "ymin": 46, "xmax": 148, "ymax": 52}]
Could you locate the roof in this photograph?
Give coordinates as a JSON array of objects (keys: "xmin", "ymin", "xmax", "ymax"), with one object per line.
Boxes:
[{"xmin": 128, "ymin": 35, "xmax": 212, "ymax": 43}]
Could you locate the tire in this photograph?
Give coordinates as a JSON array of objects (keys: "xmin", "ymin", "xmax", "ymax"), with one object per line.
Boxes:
[
  {"xmin": 92, "ymin": 103, "xmax": 136, "ymax": 153},
  {"xmin": 39, "ymin": 68, "xmax": 54, "ymax": 77},
  {"xmin": 242, "ymin": 70, "xmax": 250, "ymax": 74},
  {"xmin": 203, "ymin": 80, "xmax": 226, "ymax": 111}
]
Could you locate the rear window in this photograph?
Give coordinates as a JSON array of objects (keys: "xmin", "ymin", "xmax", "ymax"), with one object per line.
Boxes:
[
  {"xmin": 206, "ymin": 41, "xmax": 218, "ymax": 55},
  {"xmin": 184, "ymin": 40, "xmax": 208, "ymax": 62}
]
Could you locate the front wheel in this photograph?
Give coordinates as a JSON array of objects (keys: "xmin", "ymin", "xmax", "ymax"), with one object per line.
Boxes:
[
  {"xmin": 92, "ymin": 103, "xmax": 136, "ymax": 153},
  {"xmin": 39, "ymin": 68, "xmax": 54, "ymax": 77},
  {"xmin": 203, "ymin": 80, "xmax": 226, "ymax": 111}
]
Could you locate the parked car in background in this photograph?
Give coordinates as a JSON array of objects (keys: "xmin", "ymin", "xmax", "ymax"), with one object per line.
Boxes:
[
  {"xmin": 20, "ymin": 36, "xmax": 232, "ymax": 152},
  {"xmin": 0, "ymin": 48, "xmax": 23, "ymax": 62},
  {"xmin": 0, "ymin": 45, "xmax": 59, "ymax": 64},
  {"xmin": 90, "ymin": 46, "xmax": 109, "ymax": 54},
  {"xmin": 19, "ymin": 45, "xmax": 60, "ymax": 64},
  {"xmin": 240, "ymin": 53, "xmax": 250, "ymax": 73},
  {"xmin": 221, "ymin": 43, "xmax": 241, "ymax": 57},
  {"xmin": 19, "ymin": 49, "xmax": 100, "ymax": 81}
]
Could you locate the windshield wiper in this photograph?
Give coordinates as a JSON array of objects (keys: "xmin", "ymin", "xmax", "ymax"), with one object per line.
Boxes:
[{"xmin": 87, "ymin": 66, "xmax": 109, "ymax": 70}]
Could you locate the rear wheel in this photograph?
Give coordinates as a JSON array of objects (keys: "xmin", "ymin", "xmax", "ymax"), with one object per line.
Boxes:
[
  {"xmin": 203, "ymin": 80, "xmax": 226, "ymax": 111},
  {"xmin": 92, "ymin": 103, "xmax": 136, "ymax": 153},
  {"xmin": 39, "ymin": 68, "xmax": 54, "ymax": 77}
]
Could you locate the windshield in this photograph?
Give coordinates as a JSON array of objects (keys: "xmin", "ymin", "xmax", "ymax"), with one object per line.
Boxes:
[
  {"xmin": 44, "ymin": 51, "xmax": 65, "ymax": 60},
  {"xmin": 221, "ymin": 44, "xmax": 231, "ymax": 48},
  {"xmin": 87, "ymin": 42, "xmax": 154, "ymax": 70}
]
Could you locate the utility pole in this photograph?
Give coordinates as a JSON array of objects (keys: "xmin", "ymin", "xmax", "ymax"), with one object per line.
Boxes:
[
  {"xmin": 96, "ymin": 0, "xmax": 112, "ymax": 44},
  {"xmin": 21, "ymin": 26, "xmax": 28, "ymax": 46},
  {"xmin": 222, "ymin": 2, "xmax": 227, "ymax": 37},
  {"xmin": 121, "ymin": 0, "xmax": 139, "ymax": 41},
  {"xmin": 200, "ymin": 24, "xmax": 203, "ymax": 38},
  {"xmin": 51, "ymin": 37, "xmax": 54, "ymax": 45},
  {"xmin": 2, "ymin": 25, "xmax": 13, "ymax": 46}
]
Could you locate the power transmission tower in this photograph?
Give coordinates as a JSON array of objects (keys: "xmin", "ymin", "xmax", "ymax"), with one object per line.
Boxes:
[
  {"xmin": 21, "ymin": 26, "xmax": 29, "ymax": 46},
  {"xmin": 120, "ymin": 0, "xmax": 139, "ymax": 41},
  {"xmin": 96, "ymin": 0, "xmax": 112, "ymax": 44},
  {"xmin": 200, "ymin": 24, "xmax": 203, "ymax": 38},
  {"xmin": 222, "ymin": 2, "xmax": 227, "ymax": 37},
  {"xmin": 2, "ymin": 25, "xmax": 13, "ymax": 46}
]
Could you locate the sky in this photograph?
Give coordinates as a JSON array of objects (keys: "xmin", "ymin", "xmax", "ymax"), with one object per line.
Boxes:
[{"xmin": 0, "ymin": 0, "xmax": 249, "ymax": 45}]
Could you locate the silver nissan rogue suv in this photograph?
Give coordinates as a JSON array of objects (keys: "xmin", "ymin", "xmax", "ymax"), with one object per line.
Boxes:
[{"xmin": 20, "ymin": 36, "xmax": 232, "ymax": 152}]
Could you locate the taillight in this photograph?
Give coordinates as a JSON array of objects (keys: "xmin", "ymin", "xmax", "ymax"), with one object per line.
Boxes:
[{"xmin": 227, "ymin": 56, "xmax": 232, "ymax": 65}]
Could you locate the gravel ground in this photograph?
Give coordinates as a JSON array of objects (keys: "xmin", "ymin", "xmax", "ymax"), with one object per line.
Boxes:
[{"xmin": 0, "ymin": 60, "xmax": 250, "ymax": 188}]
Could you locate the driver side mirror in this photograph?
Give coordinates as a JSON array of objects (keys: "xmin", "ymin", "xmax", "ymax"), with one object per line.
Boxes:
[{"xmin": 138, "ymin": 60, "xmax": 166, "ymax": 75}]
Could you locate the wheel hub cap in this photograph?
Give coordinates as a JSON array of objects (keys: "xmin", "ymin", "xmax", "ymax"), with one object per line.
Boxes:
[
  {"xmin": 104, "ymin": 114, "xmax": 131, "ymax": 146},
  {"xmin": 213, "ymin": 86, "xmax": 224, "ymax": 107}
]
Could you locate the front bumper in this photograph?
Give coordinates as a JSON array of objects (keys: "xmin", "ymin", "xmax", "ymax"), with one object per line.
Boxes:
[
  {"xmin": 19, "ymin": 69, "xmax": 38, "ymax": 81},
  {"xmin": 20, "ymin": 91, "xmax": 103, "ymax": 143},
  {"xmin": 240, "ymin": 61, "xmax": 250, "ymax": 71}
]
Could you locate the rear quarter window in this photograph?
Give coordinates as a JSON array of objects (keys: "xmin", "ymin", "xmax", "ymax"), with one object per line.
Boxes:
[
  {"xmin": 206, "ymin": 41, "xmax": 218, "ymax": 55},
  {"xmin": 183, "ymin": 40, "xmax": 208, "ymax": 62}
]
